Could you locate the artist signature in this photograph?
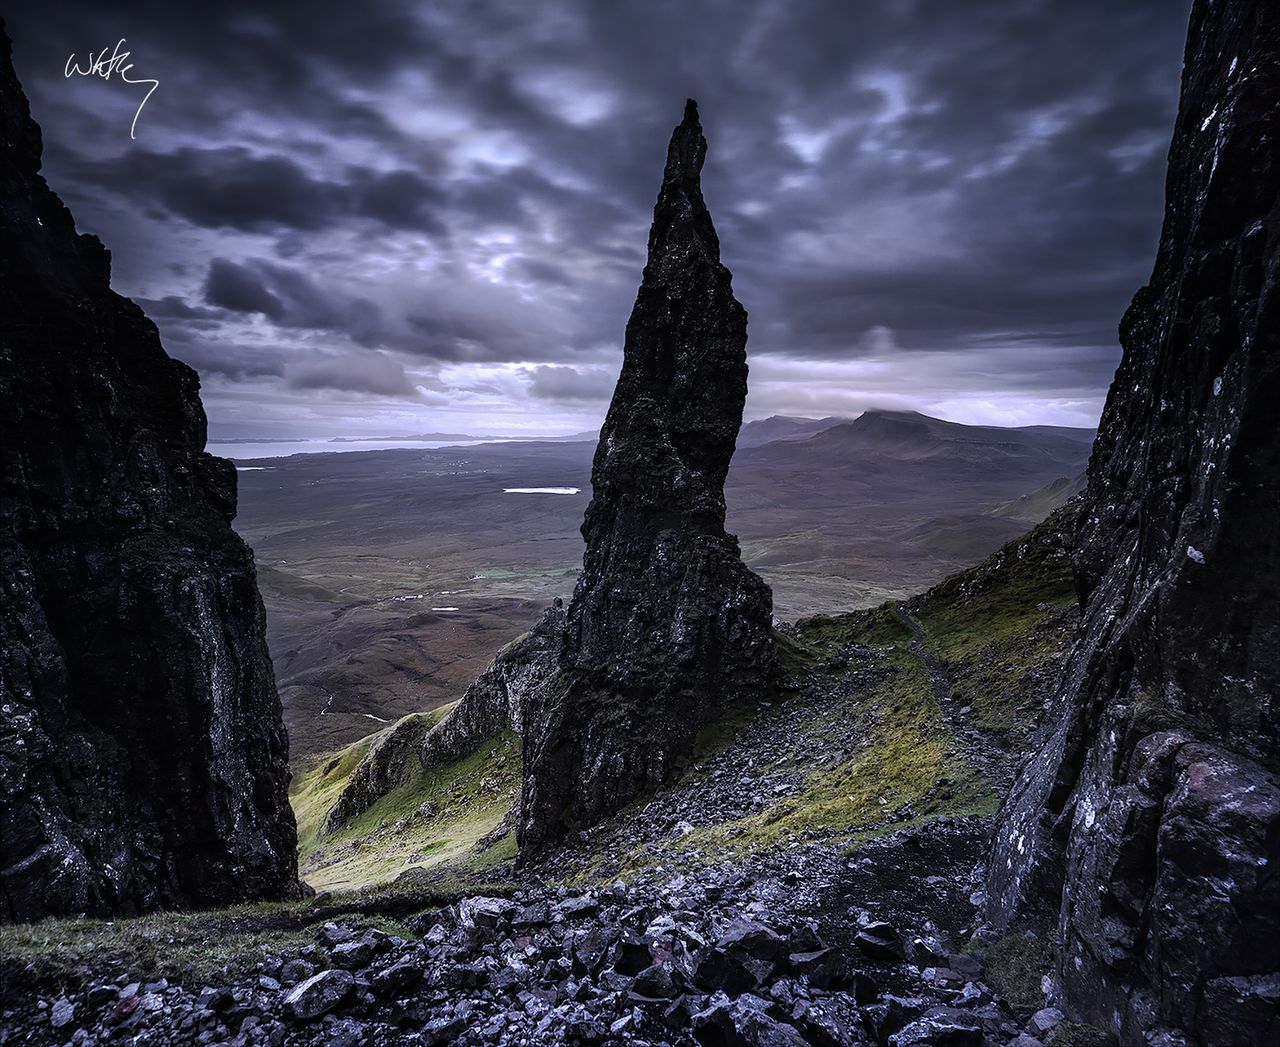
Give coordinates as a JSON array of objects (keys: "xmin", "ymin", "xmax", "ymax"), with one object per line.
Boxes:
[{"xmin": 64, "ymin": 39, "xmax": 158, "ymax": 140}]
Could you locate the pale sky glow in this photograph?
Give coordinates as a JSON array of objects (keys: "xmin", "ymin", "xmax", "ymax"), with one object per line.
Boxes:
[{"xmin": 7, "ymin": 1, "xmax": 1189, "ymax": 439}]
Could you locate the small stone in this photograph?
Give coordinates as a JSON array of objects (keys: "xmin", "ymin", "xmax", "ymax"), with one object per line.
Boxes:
[
  {"xmin": 50, "ymin": 997, "xmax": 75, "ymax": 1029},
  {"xmin": 371, "ymin": 957, "xmax": 424, "ymax": 995},
  {"xmin": 787, "ymin": 948, "xmax": 844, "ymax": 989},
  {"xmin": 87, "ymin": 984, "xmax": 117, "ymax": 1007},
  {"xmin": 559, "ymin": 894, "xmax": 600, "ymax": 918},
  {"xmin": 854, "ymin": 920, "xmax": 905, "ymax": 962},
  {"xmin": 792, "ymin": 998, "xmax": 855, "ymax": 1047},
  {"xmin": 456, "ymin": 895, "xmax": 516, "ymax": 928},
  {"xmin": 1029, "ymin": 1007, "xmax": 1065, "ymax": 1036},
  {"xmin": 318, "ymin": 923, "xmax": 355, "ymax": 948},
  {"xmin": 330, "ymin": 938, "xmax": 375, "ymax": 969},
  {"xmin": 421, "ymin": 1015, "xmax": 467, "ymax": 1045},
  {"xmin": 326, "ymin": 1017, "xmax": 366, "ymax": 1047},
  {"xmin": 513, "ymin": 901, "xmax": 552, "ymax": 928},
  {"xmin": 888, "ymin": 1007, "xmax": 982, "ymax": 1046},
  {"xmin": 281, "ymin": 959, "xmax": 317, "ymax": 985},
  {"xmin": 717, "ymin": 918, "xmax": 788, "ymax": 963},
  {"xmin": 612, "ymin": 934, "xmax": 655, "ymax": 975},
  {"xmin": 282, "ymin": 970, "xmax": 355, "ymax": 1021},
  {"xmin": 632, "ymin": 964, "xmax": 678, "ymax": 1000}
]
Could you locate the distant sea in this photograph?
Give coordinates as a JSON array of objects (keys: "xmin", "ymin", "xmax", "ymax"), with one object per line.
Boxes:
[{"xmin": 208, "ymin": 439, "xmax": 492, "ymax": 461}]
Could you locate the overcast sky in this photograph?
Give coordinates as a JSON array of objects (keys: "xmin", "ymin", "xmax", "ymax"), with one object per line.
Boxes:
[{"xmin": 7, "ymin": 1, "xmax": 1190, "ymax": 439}]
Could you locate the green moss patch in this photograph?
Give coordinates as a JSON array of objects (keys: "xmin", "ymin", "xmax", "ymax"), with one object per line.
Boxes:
[
  {"xmin": 910, "ymin": 511, "xmax": 1077, "ymax": 743},
  {"xmin": 0, "ymin": 903, "xmax": 318, "ymax": 996},
  {"xmin": 977, "ymin": 930, "xmax": 1055, "ymax": 1014},
  {"xmin": 1046, "ymin": 1023, "xmax": 1117, "ymax": 1047},
  {"xmin": 678, "ymin": 641, "xmax": 995, "ymax": 857}
]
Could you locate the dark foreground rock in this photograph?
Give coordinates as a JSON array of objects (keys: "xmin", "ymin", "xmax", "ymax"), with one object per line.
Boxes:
[
  {"xmin": 0, "ymin": 22, "xmax": 299, "ymax": 920},
  {"xmin": 986, "ymin": 1, "xmax": 1280, "ymax": 1043},
  {"xmin": 0, "ymin": 842, "xmax": 1063, "ymax": 1046},
  {"xmin": 519, "ymin": 100, "xmax": 775, "ymax": 852}
]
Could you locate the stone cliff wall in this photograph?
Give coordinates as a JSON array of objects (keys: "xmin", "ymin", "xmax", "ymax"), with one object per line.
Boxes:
[
  {"xmin": 0, "ymin": 24, "xmax": 299, "ymax": 921},
  {"xmin": 985, "ymin": 2, "xmax": 1279, "ymax": 1042}
]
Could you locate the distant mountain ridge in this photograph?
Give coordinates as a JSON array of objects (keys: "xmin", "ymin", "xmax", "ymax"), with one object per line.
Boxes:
[
  {"xmin": 218, "ymin": 413, "xmax": 1095, "ymax": 456},
  {"xmin": 780, "ymin": 410, "xmax": 1095, "ymax": 463},
  {"xmin": 736, "ymin": 414, "xmax": 852, "ymax": 447},
  {"xmin": 733, "ymin": 409, "xmax": 1093, "ymax": 501}
]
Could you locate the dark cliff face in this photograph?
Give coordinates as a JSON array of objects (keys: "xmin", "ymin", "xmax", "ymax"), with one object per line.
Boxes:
[
  {"xmin": 0, "ymin": 27, "xmax": 299, "ymax": 921},
  {"xmin": 519, "ymin": 101, "xmax": 775, "ymax": 852},
  {"xmin": 986, "ymin": 2, "xmax": 1279, "ymax": 1043}
]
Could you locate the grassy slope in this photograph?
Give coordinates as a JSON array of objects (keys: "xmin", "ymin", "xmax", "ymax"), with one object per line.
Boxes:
[
  {"xmin": 672, "ymin": 609, "xmax": 995, "ymax": 859},
  {"xmin": 290, "ymin": 711, "xmax": 519, "ymax": 892},
  {"xmin": 908, "ymin": 508, "xmax": 1077, "ymax": 746},
  {"xmin": 666, "ymin": 512, "xmax": 1078, "ymax": 861}
]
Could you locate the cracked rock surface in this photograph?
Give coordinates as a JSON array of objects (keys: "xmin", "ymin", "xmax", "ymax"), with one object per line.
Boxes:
[
  {"xmin": 0, "ymin": 24, "xmax": 299, "ymax": 921},
  {"xmin": 985, "ymin": 2, "xmax": 1280, "ymax": 1043}
]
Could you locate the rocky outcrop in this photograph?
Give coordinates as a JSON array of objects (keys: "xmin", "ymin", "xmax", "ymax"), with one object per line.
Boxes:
[
  {"xmin": 518, "ymin": 101, "xmax": 775, "ymax": 852},
  {"xmin": 0, "ymin": 24, "xmax": 299, "ymax": 920},
  {"xmin": 322, "ymin": 603, "xmax": 565, "ymax": 833},
  {"xmin": 320, "ymin": 713, "xmax": 440, "ymax": 836},
  {"xmin": 985, "ymin": 2, "xmax": 1279, "ymax": 1043},
  {"xmin": 420, "ymin": 602, "xmax": 565, "ymax": 771}
]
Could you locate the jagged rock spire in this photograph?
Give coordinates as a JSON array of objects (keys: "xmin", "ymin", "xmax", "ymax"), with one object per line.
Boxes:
[{"xmin": 518, "ymin": 100, "xmax": 775, "ymax": 852}]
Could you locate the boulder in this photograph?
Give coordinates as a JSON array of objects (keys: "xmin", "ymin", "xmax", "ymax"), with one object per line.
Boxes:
[
  {"xmin": 281, "ymin": 970, "xmax": 354, "ymax": 1021},
  {"xmin": 887, "ymin": 1007, "xmax": 982, "ymax": 1046}
]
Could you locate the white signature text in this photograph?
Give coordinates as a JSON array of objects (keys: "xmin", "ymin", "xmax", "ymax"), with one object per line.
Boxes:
[{"xmin": 64, "ymin": 39, "xmax": 158, "ymax": 140}]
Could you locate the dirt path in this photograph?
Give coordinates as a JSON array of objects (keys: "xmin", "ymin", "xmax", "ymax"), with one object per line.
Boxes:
[{"xmin": 892, "ymin": 603, "xmax": 1012, "ymax": 788}]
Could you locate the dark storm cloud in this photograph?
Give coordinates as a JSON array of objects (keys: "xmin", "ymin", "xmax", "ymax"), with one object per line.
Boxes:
[
  {"xmin": 3, "ymin": 0, "xmax": 1193, "ymax": 433},
  {"xmin": 352, "ymin": 169, "xmax": 449, "ymax": 236},
  {"xmin": 92, "ymin": 147, "xmax": 345, "ymax": 231},
  {"xmin": 135, "ymin": 295, "xmax": 223, "ymax": 321},
  {"xmin": 204, "ymin": 257, "xmax": 386, "ymax": 344},
  {"xmin": 205, "ymin": 258, "xmax": 286, "ymax": 317},
  {"xmin": 65, "ymin": 146, "xmax": 451, "ymax": 235},
  {"xmin": 176, "ymin": 342, "xmax": 289, "ymax": 382},
  {"xmin": 510, "ymin": 257, "xmax": 574, "ymax": 288}
]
